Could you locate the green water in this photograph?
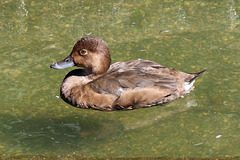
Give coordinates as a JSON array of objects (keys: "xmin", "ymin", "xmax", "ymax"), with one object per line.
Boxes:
[{"xmin": 0, "ymin": 0, "xmax": 240, "ymax": 158}]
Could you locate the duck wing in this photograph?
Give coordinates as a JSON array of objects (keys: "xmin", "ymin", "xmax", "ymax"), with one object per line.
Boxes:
[
  {"xmin": 87, "ymin": 59, "xmax": 206, "ymax": 109},
  {"xmin": 88, "ymin": 59, "xmax": 181, "ymax": 96}
]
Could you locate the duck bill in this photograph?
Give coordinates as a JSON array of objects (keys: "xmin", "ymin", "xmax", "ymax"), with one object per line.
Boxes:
[{"xmin": 50, "ymin": 55, "xmax": 75, "ymax": 69}]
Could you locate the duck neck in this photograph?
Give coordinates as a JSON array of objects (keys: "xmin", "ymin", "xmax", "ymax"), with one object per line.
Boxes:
[
  {"xmin": 89, "ymin": 62, "xmax": 110, "ymax": 77},
  {"xmin": 87, "ymin": 51, "xmax": 111, "ymax": 77}
]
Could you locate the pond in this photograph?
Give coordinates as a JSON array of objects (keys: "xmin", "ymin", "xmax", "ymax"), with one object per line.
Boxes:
[{"xmin": 0, "ymin": 0, "xmax": 239, "ymax": 159}]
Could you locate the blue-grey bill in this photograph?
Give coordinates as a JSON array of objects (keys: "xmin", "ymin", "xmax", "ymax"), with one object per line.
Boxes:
[{"xmin": 50, "ymin": 55, "xmax": 75, "ymax": 69}]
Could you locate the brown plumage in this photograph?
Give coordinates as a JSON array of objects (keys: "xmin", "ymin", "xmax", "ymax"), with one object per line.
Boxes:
[{"xmin": 50, "ymin": 37, "xmax": 206, "ymax": 111}]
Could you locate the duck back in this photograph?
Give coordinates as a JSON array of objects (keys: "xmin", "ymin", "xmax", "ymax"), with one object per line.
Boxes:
[{"xmin": 86, "ymin": 59, "xmax": 206, "ymax": 110}]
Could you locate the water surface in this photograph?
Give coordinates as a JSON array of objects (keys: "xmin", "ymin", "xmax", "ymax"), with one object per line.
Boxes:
[{"xmin": 0, "ymin": 0, "xmax": 240, "ymax": 158}]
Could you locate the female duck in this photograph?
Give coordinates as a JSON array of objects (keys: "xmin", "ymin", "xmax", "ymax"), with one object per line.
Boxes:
[{"xmin": 50, "ymin": 37, "xmax": 206, "ymax": 111}]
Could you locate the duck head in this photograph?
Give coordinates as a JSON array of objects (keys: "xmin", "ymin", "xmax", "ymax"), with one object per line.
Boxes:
[{"xmin": 50, "ymin": 37, "xmax": 111, "ymax": 75}]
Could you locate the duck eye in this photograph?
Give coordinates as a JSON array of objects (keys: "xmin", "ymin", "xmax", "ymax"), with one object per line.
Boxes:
[{"xmin": 79, "ymin": 49, "xmax": 87, "ymax": 55}]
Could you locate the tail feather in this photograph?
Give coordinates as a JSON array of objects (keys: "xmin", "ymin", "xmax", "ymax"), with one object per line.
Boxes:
[
  {"xmin": 196, "ymin": 70, "xmax": 207, "ymax": 77},
  {"xmin": 189, "ymin": 70, "xmax": 207, "ymax": 83}
]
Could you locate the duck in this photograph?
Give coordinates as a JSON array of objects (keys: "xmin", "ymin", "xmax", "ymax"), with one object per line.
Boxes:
[{"xmin": 50, "ymin": 37, "xmax": 206, "ymax": 111}]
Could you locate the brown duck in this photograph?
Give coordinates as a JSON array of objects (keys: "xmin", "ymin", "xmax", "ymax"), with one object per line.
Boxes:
[{"xmin": 50, "ymin": 37, "xmax": 206, "ymax": 111}]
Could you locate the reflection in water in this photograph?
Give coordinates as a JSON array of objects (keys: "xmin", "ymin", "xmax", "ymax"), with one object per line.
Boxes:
[
  {"xmin": 228, "ymin": 0, "xmax": 239, "ymax": 30},
  {"xmin": 122, "ymin": 96, "xmax": 198, "ymax": 130},
  {"xmin": 1, "ymin": 114, "xmax": 122, "ymax": 155},
  {"xmin": 16, "ymin": 0, "xmax": 28, "ymax": 33},
  {"xmin": 17, "ymin": 0, "xmax": 28, "ymax": 17},
  {"xmin": 1, "ymin": 96, "xmax": 199, "ymax": 155},
  {"xmin": 176, "ymin": 4, "xmax": 187, "ymax": 25}
]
